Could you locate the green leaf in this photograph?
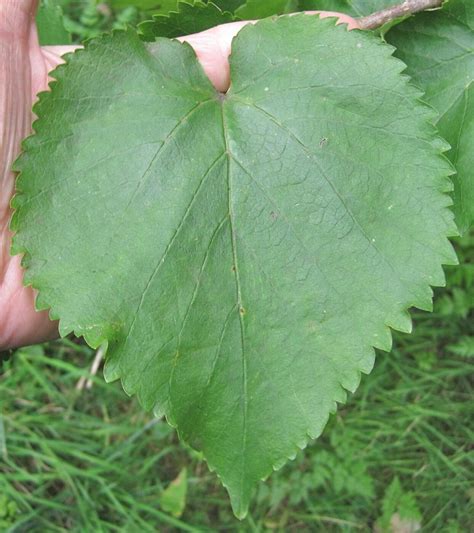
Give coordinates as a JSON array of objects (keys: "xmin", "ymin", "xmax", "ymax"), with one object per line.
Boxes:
[
  {"xmin": 297, "ymin": 0, "xmax": 399, "ymax": 17},
  {"xmin": 110, "ymin": 0, "xmax": 178, "ymax": 13},
  {"xmin": 387, "ymin": 0, "xmax": 474, "ymax": 233},
  {"xmin": 11, "ymin": 16, "xmax": 456, "ymax": 517},
  {"xmin": 235, "ymin": 0, "xmax": 296, "ymax": 18},
  {"xmin": 212, "ymin": 0, "xmax": 247, "ymax": 12},
  {"xmin": 447, "ymin": 336, "xmax": 474, "ymax": 357},
  {"xmin": 139, "ymin": 0, "xmax": 236, "ymax": 40},
  {"xmin": 377, "ymin": 477, "xmax": 422, "ymax": 532},
  {"xmin": 36, "ymin": 0, "xmax": 71, "ymax": 45},
  {"xmin": 110, "ymin": 0, "xmax": 245, "ymax": 16},
  {"xmin": 160, "ymin": 468, "xmax": 188, "ymax": 517},
  {"xmin": 0, "ymin": 495, "xmax": 18, "ymax": 527}
]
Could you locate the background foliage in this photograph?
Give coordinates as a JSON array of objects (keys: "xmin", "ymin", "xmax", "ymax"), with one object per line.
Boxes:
[{"xmin": 1, "ymin": 0, "xmax": 473, "ymax": 530}]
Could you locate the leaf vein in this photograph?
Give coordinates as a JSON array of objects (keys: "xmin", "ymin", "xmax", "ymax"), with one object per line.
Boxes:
[{"xmin": 123, "ymin": 151, "xmax": 226, "ymax": 348}]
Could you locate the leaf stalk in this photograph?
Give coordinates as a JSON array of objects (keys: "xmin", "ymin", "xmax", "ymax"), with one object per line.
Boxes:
[{"xmin": 356, "ymin": 0, "xmax": 444, "ymax": 30}]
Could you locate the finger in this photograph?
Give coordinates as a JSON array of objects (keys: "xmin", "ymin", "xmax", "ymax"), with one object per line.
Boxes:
[
  {"xmin": 0, "ymin": 0, "xmax": 40, "ymax": 216},
  {"xmin": 0, "ymin": 0, "xmax": 54, "ymax": 350},
  {"xmin": 179, "ymin": 11, "xmax": 360, "ymax": 93},
  {"xmin": 0, "ymin": 256, "xmax": 59, "ymax": 350},
  {"xmin": 178, "ymin": 21, "xmax": 251, "ymax": 93},
  {"xmin": 0, "ymin": 0, "xmax": 38, "ymax": 38}
]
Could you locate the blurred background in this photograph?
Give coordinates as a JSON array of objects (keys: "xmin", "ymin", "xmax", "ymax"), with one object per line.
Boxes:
[{"xmin": 0, "ymin": 1, "xmax": 473, "ymax": 530}]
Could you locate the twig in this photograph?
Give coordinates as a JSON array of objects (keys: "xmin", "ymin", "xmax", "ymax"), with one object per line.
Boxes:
[
  {"xmin": 75, "ymin": 345, "xmax": 105, "ymax": 391},
  {"xmin": 75, "ymin": 373, "xmax": 86, "ymax": 391},
  {"xmin": 357, "ymin": 0, "xmax": 443, "ymax": 30},
  {"xmin": 85, "ymin": 345, "xmax": 105, "ymax": 389}
]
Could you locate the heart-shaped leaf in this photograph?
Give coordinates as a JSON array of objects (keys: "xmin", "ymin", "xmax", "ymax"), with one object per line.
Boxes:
[{"xmin": 11, "ymin": 15, "xmax": 456, "ymax": 517}]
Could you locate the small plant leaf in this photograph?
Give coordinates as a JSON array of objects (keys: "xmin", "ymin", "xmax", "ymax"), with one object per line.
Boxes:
[
  {"xmin": 447, "ymin": 336, "xmax": 474, "ymax": 357},
  {"xmin": 298, "ymin": 0, "xmax": 399, "ymax": 17},
  {"xmin": 12, "ymin": 15, "xmax": 456, "ymax": 517},
  {"xmin": 212, "ymin": 0, "xmax": 247, "ymax": 12},
  {"xmin": 160, "ymin": 468, "xmax": 188, "ymax": 517},
  {"xmin": 235, "ymin": 0, "xmax": 295, "ymax": 18},
  {"xmin": 36, "ymin": 0, "xmax": 71, "ymax": 45},
  {"xmin": 387, "ymin": 0, "xmax": 474, "ymax": 233},
  {"xmin": 110, "ymin": 0, "xmax": 178, "ymax": 13},
  {"xmin": 377, "ymin": 477, "xmax": 422, "ymax": 532},
  {"xmin": 139, "ymin": 0, "xmax": 236, "ymax": 40}
]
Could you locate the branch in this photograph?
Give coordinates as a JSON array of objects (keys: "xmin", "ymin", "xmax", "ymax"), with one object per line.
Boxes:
[{"xmin": 356, "ymin": 0, "xmax": 443, "ymax": 30}]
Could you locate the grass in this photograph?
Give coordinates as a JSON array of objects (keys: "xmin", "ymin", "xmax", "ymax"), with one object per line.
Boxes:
[{"xmin": 1, "ymin": 233, "xmax": 473, "ymax": 531}]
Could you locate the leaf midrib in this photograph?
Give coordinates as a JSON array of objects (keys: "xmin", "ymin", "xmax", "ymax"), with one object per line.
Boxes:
[{"xmin": 221, "ymin": 100, "xmax": 249, "ymax": 508}]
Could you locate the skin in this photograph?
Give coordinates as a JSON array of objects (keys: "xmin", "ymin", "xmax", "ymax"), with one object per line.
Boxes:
[{"xmin": 0, "ymin": 0, "xmax": 358, "ymax": 350}]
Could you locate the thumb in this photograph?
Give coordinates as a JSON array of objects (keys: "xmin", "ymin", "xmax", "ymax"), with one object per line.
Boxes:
[{"xmin": 178, "ymin": 20, "xmax": 251, "ymax": 94}]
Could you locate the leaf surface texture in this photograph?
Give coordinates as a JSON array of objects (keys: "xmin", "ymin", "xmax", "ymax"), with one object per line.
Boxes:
[{"xmin": 12, "ymin": 15, "xmax": 456, "ymax": 517}]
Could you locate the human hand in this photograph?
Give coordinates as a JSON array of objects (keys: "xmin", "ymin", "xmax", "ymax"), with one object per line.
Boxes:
[
  {"xmin": 0, "ymin": 0, "xmax": 357, "ymax": 350},
  {"xmin": 0, "ymin": 0, "xmax": 79, "ymax": 350}
]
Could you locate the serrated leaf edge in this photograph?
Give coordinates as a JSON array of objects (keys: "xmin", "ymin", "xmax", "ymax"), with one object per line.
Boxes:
[
  {"xmin": 137, "ymin": 0, "xmax": 239, "ymax": 41},
  {"xmin": 9, "ymin": 15, "xmax": 459, "ymax": 519}
]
